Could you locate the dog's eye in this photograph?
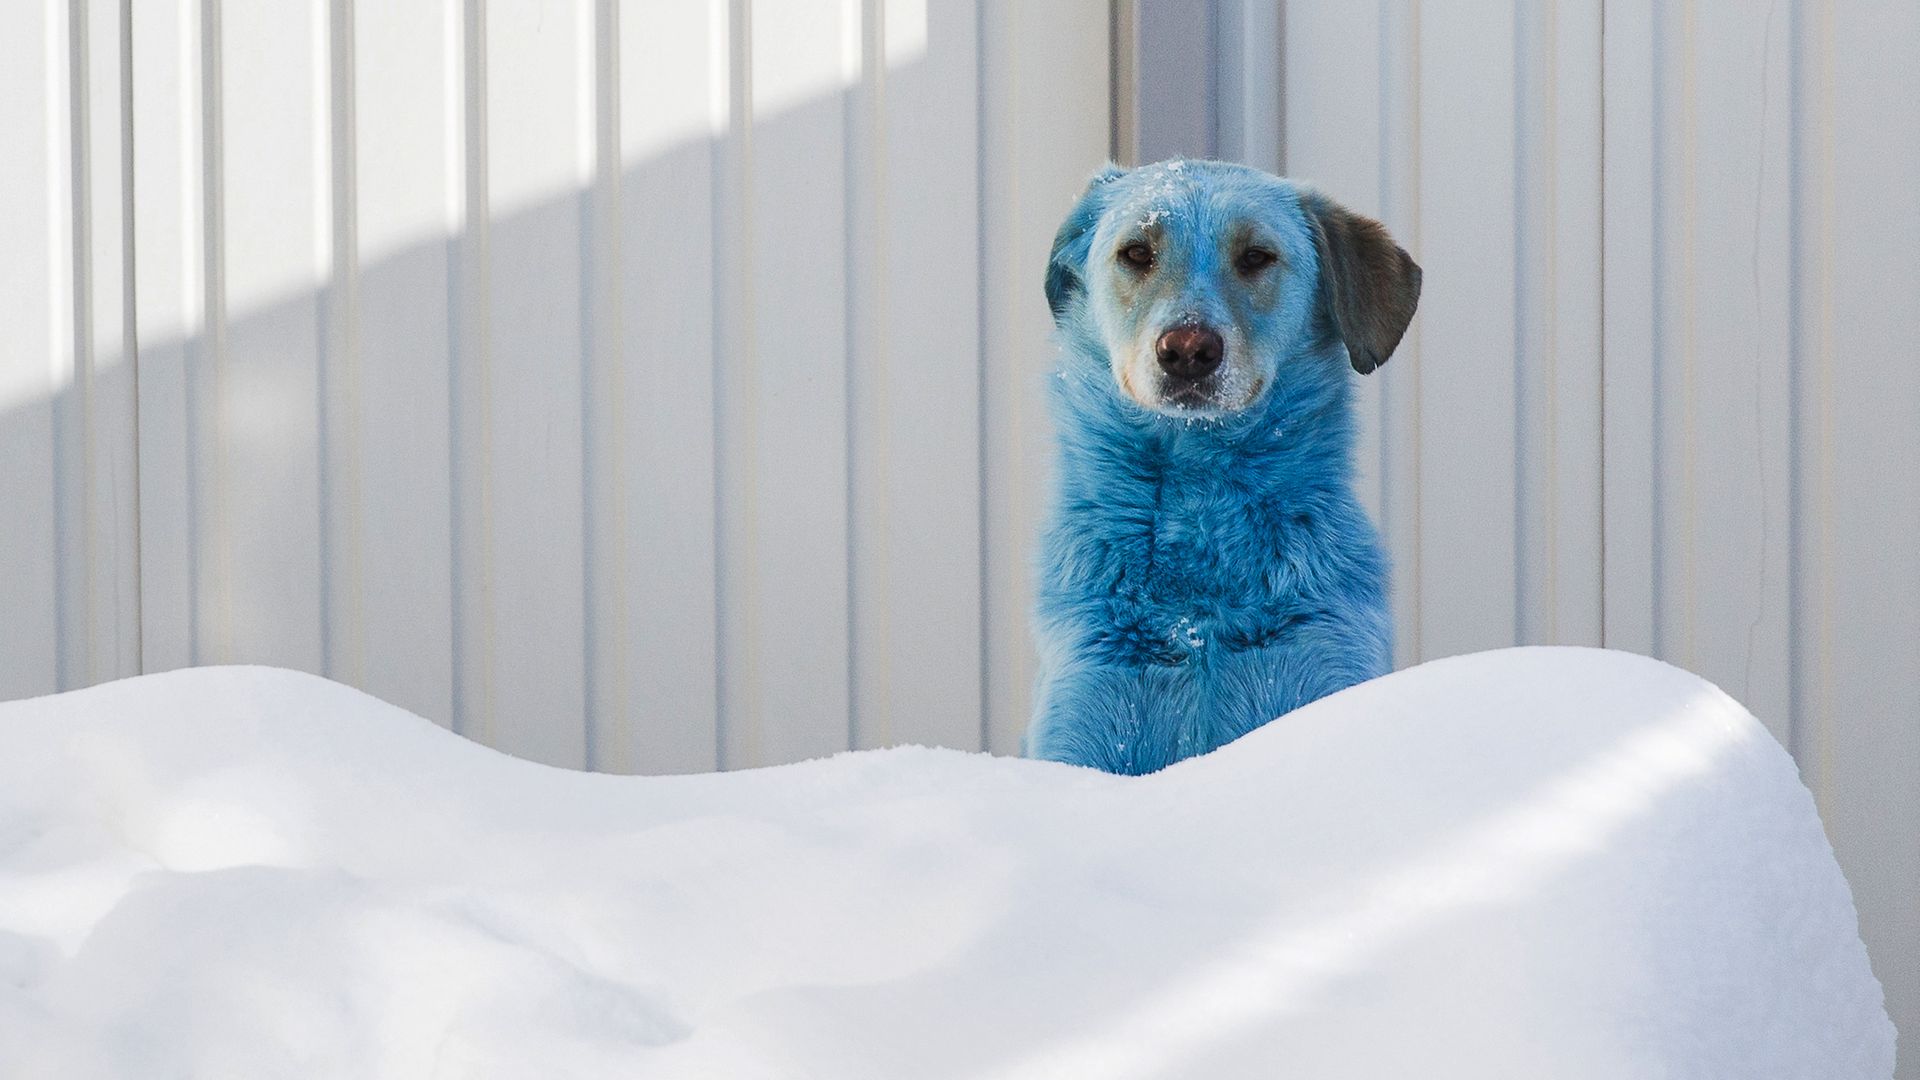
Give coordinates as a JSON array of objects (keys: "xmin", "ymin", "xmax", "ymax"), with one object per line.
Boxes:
[
  {"xmin": 1118, "ymin": 244, "xmax": 1155, "ymax": 271},
  {"xmin": 1236, "ymin": 248, "xmax": 1278, "ymax": 275}
]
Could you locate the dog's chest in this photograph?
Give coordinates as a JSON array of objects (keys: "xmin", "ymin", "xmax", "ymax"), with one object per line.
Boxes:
[
  {"xmin": 1135, "ymin": 486, "xmax": 1268, "ymax": 596},
  {"xmin": 1060, "ymin": 475, "xmax": 1320, "ymax": 663}
]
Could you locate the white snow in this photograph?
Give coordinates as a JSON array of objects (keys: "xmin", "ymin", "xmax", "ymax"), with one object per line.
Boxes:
[{"xmin": 0, "ymin": 648, "xmax": 1893, "ymax": 1079}]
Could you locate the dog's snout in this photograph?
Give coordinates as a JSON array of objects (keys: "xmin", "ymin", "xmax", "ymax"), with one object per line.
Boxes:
[{"xmin": 1155, "ymin": 326, "xmax": 1225, "ymax": 380}]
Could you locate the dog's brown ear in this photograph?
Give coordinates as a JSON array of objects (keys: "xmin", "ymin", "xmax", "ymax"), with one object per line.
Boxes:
[
  {"xmin": 1300, "ymin": 192, "xmax": 1421, "ymax": 374},
  {"xmin": 1045, "ymin": 164, "xmax": 1127, "ymax": 323}
]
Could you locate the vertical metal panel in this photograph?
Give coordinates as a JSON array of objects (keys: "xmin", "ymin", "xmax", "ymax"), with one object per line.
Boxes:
[
  {"xmin": 78, "ymin": 0, "xmax": 141, "ymax": 687},
  {"xmin": 211, "ymin": 0, "xmax": 330, "ymax": 671},
  {"xmin": 848, "ymin": 0, "xmax": 886, "ymax": 751},
  {"xmin": 979, "ymin": 0, "xmax": 1111, "ymax": 755},
  {"xmin": 1414, "ymin": 0, "xmax": 1520, "ymax": 658},
  {"xmin": 132, "ymin": 0, "xmax": 204, "ymax": 674},
  {"xmin": 133, "ymin": 0, "xmax": 331, "ymax": 675},
  {"xmin": 1214, "ymin": 0, "xmax": 1281, "ymax": 174},
  {"xmin": 1804, "ymin": 0, "xmax": 1920, "ymax": 1065},
  {"xmin": 1514, "ymin": 0, "xmax": 1603, "ymax": 648},
  {"xmin": 849, "ymin": 0, "xmax": 985, "ymax": 752},
  {"xmin": 0, "ymin": 0, "xmax": 138, "ymax": 701},
  {"xmin": 451, "ymin": 0, "xmax": 489, "ymax": 748},
  {"xmin": 55, "ymin": 0, "xmax": 140, "ymax": 693},
  {"xmin": 0, "ymin": 0, "xmax": 69, "ymax": 700},
  {"xmin": 1279, "ymin": 2, "xmax": 1382, "ymax": 203},
  {"xmin": 710, "ymin": 0, "xmax": 748, "ymax": 767},
  {"xmin": 1548, "ymin": 0, "xmax": 1604, "ymax": 648},
  {"xmin": 592, "ymin": 0, "xmax": 721, "ymax": 774},
  {"xmin": 336, "ymin": 0, "xmax": 460, "ymax": 727},
  {"xmin": 1649, "ymin": 0, "xmax": 1796, "ymax": 742},
  {"xmin": 713, "ymin": 0, "xmax": 854, "ymax": 769},
  {"xmin": 1413, "ymin": 0, "xmax": 1512, "ymax": 657},
  {"xmin": 189, "ymin": 0, "xmax": 227, "ymax": 668},
  {"xmin": 1373, "ymin": 1, "xmax": 1423, "ymax": 670},
  {"xmin": 1600, "ymin": 0, "xmax": 1660, "ymax": 658},
  {"xmin": 42, "ymin": 0, "xmax": 78, "ymax": 693},
  {"xmin": 1123, "ymin": 0, "xmax": 1217, "ymax": 163},
  {"xmin": 464, "ymin": 0, "xmax": 593, "ymax": 767}
]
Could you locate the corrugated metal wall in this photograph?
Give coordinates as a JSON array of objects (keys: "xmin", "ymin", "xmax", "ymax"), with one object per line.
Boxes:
[
  {"xmin": 4, "ymin": 0, "xmax": 1916, "ymax": 1064},
  {"xmin": 2, "ymin": 0, "xmax": 141, "ymax": 701},
  {"xmin": 2, "ymin": 0, "xmax": 1108, "ymax": 770},
  {"xmin": 1124, "ymin": 0, "xmax": 1917, "ymax": 1067}
]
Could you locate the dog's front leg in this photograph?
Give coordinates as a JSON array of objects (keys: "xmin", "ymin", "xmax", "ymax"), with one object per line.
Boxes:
[
  {"xmin": 1026, "ymin": 662, "xmax": 1206, "ymax": 776},
  {"xmin": 1204, "ymin": 612, "xmax": 1394, "ymax": 744},
  {"xmin": 1027, "ymin": 612, "xmax": 1391, "ymax": 775}
]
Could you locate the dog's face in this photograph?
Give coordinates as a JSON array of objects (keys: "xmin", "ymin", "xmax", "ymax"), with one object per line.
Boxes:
[{"xmin": 1045, "ymin": 161, "xmax": 1420, "ymax": 418}]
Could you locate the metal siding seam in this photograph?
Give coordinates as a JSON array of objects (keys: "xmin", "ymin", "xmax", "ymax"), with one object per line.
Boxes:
[
  {"xmin": 198, "ymin": 0, "xmax": 229, "ymax": 664},
  {"xmin": 1676, "ymin": 0, "xmax": 1699, "ymax": 669},
  {"xmin": 583, "ymin": 0, "xmax": 619, "ymax": 770},
  {"xmin": 120, "ymin": 0, "xmax": 143, "ymax": 675},
  {"xmin": 63, "ymin": 0, "xmax": 91, "ymax": 690},
  {"xmin": 451, "ymin": 0, "xmax": 491, "ymax": 740},
  {"xmin": 711, "ymin": 0, "xmax": 754, "ymax": 768},
  {"xmin": 324, "ymin": 0, "xmax": 363, "ymax": 688},
  {"xmin": 1512, "ymin": 0, "xmax": 1530, "ymax": 645}
]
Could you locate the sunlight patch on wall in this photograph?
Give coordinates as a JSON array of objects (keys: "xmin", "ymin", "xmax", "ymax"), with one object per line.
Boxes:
[{"xmin": 0, "ymin": 0, "xmax": 74, "ymax": 415}]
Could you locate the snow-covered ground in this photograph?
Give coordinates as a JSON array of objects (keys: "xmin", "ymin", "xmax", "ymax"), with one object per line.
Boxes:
[{"xmin": 0, "ymin": 648, "xmax": 1893, "ymax": 1078}]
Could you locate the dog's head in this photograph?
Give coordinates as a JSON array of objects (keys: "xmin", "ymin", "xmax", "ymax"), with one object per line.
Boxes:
[{"xmin": 1045, "ymin": 160, "xmax": 1420, "ymax": 418}]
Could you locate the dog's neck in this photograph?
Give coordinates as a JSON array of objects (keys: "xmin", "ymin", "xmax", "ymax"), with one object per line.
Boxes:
[{"xmin": 1049, "ymin": 344, "xmax": 1358, "ymax": 510}]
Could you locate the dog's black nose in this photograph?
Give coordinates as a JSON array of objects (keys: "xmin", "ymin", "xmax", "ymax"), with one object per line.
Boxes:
[{"xmin": 1155, "ymin": 326, "xmax": 1225, "ymax": 380}]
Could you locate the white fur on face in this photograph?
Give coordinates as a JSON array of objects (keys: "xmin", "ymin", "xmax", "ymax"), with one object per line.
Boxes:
[
  {"xmin": 1083, "ymin": 162, "xmax": 1301, "ymax": 417},
  {"xmin": 1108, "ymin": 311, "xmax": 1263, "ymax": 419},
  {"xmin": 1096, "ymin": 222, "xmax": 1281, "ymax": 418}
]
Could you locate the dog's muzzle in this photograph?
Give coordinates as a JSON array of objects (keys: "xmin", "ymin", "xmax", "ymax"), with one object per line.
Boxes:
[
  {"xmin": 1154, "ymin": 325, "xmax": 1229, "ymax": 409},
  {"xmin": 1155, "ymin": 326, "xmax": 1225, "ymax": 380}
]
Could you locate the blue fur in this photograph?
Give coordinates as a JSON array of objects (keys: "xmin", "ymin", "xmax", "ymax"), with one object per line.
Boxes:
[{"xmin": 1025, "ymin": 160, "xmax": 1396, "ymax": 775}]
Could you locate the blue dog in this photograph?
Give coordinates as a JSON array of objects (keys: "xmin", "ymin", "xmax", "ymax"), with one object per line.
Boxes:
[{"xmin": 1025, "ymin": 160, "xmax": 1421, "ymax": 774}]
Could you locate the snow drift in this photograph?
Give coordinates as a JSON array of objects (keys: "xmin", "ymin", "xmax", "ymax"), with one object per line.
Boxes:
[{"xmin": 0, "ymin": 647, "xmax": 1893, "ymax": 1078}]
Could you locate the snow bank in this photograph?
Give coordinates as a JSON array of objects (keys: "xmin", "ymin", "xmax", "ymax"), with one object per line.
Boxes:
[{"xmin": 0, "ymin": 648, "xmax": 1892, "ymax": 1078}]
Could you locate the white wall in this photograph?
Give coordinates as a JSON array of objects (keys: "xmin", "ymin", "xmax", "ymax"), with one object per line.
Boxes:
[
  {"xmin": 1, "ymin": 0, "xmax": 141, "ymax": 701},
  {"xmin": 2, "ymin": 0, "xmax": 1106, "ymax": 769},
  {"xmin": 1125, "ymin": 0, "xmax": 1917, "ymax": 1067},
  {"xmin": 4, "ymin": 0, "xmax": 1916, "ymax": 1067}
]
